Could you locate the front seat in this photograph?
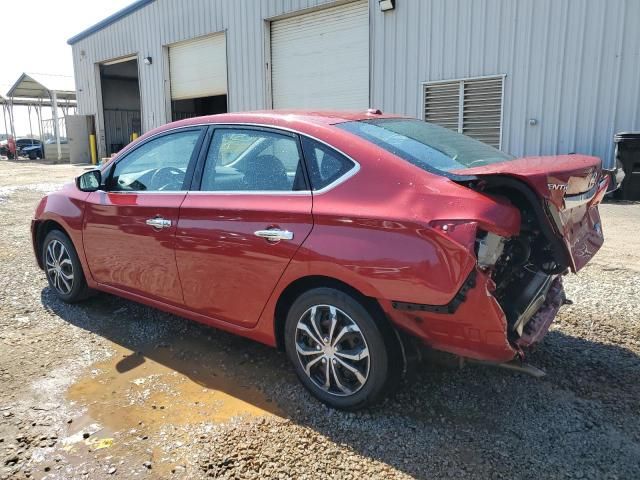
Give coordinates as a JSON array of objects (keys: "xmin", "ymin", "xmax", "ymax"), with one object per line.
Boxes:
[{"xmin": 244, "ymin": 154, "xmax": 290, "ymax": 191}]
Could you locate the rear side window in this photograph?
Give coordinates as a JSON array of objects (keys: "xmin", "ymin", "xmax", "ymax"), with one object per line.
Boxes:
[
  {"xmin": 301, "ymin": 138, "xmax": 355, "ymax": 190},
  {"xmin": 337, "ymin": 119, "xmax": 513, "ymax": 173},
  {"xmin": 201, "ymin": 129, "xmax": 307, "ymax": 192}
]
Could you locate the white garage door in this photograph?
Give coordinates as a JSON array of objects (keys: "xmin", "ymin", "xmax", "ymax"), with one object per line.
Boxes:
[
  {"xmin": 271, "ymin": 1, "xmax": 369, "ymax": 110},
  {"xmin": 169, "ymin": 33, "xmax": 227, "ymax": 100}
]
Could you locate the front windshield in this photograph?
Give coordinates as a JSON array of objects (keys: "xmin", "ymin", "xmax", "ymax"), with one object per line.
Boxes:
[{"xmin": 337, "ymin": 119, "xmax": 514, "ymax": 173}]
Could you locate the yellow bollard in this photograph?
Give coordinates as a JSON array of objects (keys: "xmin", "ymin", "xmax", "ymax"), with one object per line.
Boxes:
[
  {"xmin": 89, "ymin": 134, "xmax": 97, "ymax": 165},
  {"xmin": 132, "ymin": 132, "xmax": 139, "ymax": 141}
]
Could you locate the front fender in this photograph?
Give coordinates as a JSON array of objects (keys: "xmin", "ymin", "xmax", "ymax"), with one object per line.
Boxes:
[{"xmin": 33, "ymin": 185, "xmax": 95, "ymax": 288}]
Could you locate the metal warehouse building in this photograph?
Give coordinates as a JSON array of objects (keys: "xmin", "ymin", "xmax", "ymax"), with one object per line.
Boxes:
[{"xmin": 69, "ymin": 0, "xmax": 640, "ymax": 164}]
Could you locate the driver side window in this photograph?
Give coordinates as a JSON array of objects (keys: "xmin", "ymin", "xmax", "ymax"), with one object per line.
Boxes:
[{"xmin": 109, "ymin": 129, "xmax": 201, "ymax": 192}]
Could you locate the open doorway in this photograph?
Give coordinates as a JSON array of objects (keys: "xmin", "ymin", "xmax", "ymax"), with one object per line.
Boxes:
[
  {"xmin": 172, "ymin": 94, "xmax": 227, "ymax": 121},
  {"xmin": 100, "ymin": 58, "xmax": 141, "ymax": 156}
]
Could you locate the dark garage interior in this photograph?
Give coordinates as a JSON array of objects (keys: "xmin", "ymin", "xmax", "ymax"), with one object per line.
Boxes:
[
  {"xmin": 99, "ymin": 58, "xmax": 141, "ymax": 156},
  {"xmin": 172, "ymin": 94, "xmax": 227, "ymax": 121}
]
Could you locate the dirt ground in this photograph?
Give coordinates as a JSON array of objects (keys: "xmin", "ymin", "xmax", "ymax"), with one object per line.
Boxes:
[{"xmin": 0, "ymin": 159, "xmax": 639, "ymax": 479}]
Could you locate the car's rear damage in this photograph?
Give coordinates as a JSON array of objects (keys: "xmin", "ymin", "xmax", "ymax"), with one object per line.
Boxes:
[
  {"xmin": 388, "ymin": 154, "xmax": 608, "ymax": 365},
  {"xmin": 465, "ymin": 155, "xmax": 608, "ymax": 354}
]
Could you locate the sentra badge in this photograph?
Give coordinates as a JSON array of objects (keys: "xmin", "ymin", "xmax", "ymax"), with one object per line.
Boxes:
[{"xmin": 548, "ymin": 183, "xmax": 568, "ymax": 191}]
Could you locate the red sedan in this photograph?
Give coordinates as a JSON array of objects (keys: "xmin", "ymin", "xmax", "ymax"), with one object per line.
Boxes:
[{"xmin": 31, "ymin": 111, "xmax": 608, "ymax": 409}]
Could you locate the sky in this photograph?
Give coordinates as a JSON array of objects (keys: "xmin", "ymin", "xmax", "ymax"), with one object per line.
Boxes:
[{"xmin": 2, "ymin": 0, "xmax": 133, "ymax": 136}]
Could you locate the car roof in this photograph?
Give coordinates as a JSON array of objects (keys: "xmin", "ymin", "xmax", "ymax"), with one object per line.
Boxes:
[
  {"xmin": 151, "ymin": 110, "xmax": 405, "ymax": 135},
  {"xmin": 111, "ymin": 110, "xmax": 410, "ymax": 164}
]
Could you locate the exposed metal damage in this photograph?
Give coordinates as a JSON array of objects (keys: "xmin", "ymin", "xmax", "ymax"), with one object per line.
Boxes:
[{"xmin": 469, "ymin": 171, "xmax": 606, "ymax": 357}]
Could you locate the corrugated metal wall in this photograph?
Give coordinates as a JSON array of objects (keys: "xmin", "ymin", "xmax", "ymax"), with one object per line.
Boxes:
[
  {"xmin": 370, "ymin": 0, "xmax": 640, "ymax": 162},
  {"xmin": 71, "ymin": 0, "xmax": 340, "ymax": 157},
  {"xmin": 72, "ymin": 0, "xmax": 640, "ymax": 163}
]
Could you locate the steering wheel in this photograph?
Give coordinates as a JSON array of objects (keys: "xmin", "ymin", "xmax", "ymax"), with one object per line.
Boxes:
[{"xmin": 150, "ymin": 166, "xmax": 184, "ymax": 191}]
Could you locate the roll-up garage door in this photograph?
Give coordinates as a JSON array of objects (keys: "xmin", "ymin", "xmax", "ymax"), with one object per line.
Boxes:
[
  {"xmin": 271, "ymin": 1, "xmax": 369, "ymax": 110},
  {"xmin": 169, "ymin": 33, "xmax": 227, "ymax": 100}
]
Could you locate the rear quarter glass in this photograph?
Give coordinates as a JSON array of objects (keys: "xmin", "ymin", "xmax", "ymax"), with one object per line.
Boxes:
[{"xmin": 337, "ymin": 119, "xmax": 514, "ymax": 175}]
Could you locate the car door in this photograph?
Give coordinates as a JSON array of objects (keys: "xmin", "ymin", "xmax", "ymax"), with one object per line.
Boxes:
[
  {"xmin": 175, "ymin": 126, "xmax": 313, "ymax": 327},
  {"xmin": 83, "ymin": 127, "xmax": 206, "ymax": 306}
]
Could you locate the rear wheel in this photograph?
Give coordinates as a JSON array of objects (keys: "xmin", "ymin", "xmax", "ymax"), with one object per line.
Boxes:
[
  {"xmin": 42, "ymin": 230, "xmax": 90, "ymax": 303},
  {"xmin": 284, "ymin": 287, "xmax": 395, "ymax": 410}
]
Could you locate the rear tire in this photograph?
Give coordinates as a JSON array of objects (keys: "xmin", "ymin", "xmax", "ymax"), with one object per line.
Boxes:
[
  {"xmin": 42, "ymin": 230, "xmax": 90, "ymax": 303},
  {"xmin": 284, "ymin": 287, "xmax": 396, "ymax": 410}
]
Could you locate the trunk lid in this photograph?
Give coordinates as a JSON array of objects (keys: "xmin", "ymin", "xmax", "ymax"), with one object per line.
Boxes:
[{"xmin": 454, "ymin": 154, "xmax": 608, "ymax": 272}]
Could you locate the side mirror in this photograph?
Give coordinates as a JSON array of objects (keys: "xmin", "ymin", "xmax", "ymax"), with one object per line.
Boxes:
[{"xmin": 76, "ymin": 169, "xmax": 102, "ymax": 192}]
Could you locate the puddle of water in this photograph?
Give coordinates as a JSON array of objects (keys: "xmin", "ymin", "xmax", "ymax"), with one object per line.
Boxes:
[
  {"xmin": 61, "ymin": 338, "xmax": 281, "ymax": 476},
  {"xmin": 68, "ymin": 343, "xmax": 274, "ymax": 427}
]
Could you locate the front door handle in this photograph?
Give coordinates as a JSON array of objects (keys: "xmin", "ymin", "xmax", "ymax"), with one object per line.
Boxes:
[
  {"xmin": 254, "ymin": 229, "xmax": 294, "ymax": 242},
  {"xmin": 146, "ymin": 217, "xmax": 172, "ymax": 229}
]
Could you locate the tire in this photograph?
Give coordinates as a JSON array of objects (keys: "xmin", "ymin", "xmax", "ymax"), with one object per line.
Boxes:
[
  {"xmin": 284, "ymin": 287, "xmax": 396, "ymax": 410},
  {"xmin": 42, "ymin": 230, "xmax": 90, "ymax": 303},
  {"xmin": 29, "ymin": 152, "xmax": 36, "ymax": 160}
]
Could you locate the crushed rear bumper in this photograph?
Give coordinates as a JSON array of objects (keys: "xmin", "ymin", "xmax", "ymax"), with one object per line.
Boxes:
[
  {"xmin": 385, "ymin": 269, "xmax": 566, "ymax": 363},
  {"xmin": 515, "ymin": 276, "xmax": 565, "ymax": 349}
]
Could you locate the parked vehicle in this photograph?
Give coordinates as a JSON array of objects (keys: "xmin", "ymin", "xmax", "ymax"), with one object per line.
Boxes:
[
  {"xmin": 17, "ymin": 138, "xmax": 41, "ymax": 152},
  {"xmin": 31, "ymin": 111, "xmax": 608, "ymax": 409},
  {"xmin": 20, "ymin": 138, "xmax": 69, "ymax": 160},
  {"xmin": 21, "ymin": 145, "xmax": 43, "ymax": 160},
  {"xmin": 19, "ymin": 139, "xmax": 44, "ymax": 160},
  {"xmin": 1, "ymin": 138, "xmax": 42, "ymax": 159}
]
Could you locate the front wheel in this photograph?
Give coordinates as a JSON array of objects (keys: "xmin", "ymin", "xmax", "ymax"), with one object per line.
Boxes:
[
  {"xmin": 284, "ymin": 287, "xmax": 396, "ymax": 410},
  {"xmin": 42, "ymin": 230, "xmax": 90, "ymax": 303}
]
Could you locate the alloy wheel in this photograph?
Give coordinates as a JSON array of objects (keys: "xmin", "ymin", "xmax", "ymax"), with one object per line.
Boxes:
[
  {"xmin": 295, "ymin": 304, "xmax": 370, "ymax": 396},
  {"xmin": 45, "ymin": 239, "xmax": 74, "ymax": 295}
]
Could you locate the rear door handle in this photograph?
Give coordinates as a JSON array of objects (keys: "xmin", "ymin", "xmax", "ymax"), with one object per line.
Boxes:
[
  {"xmin": 146, "ymin": 217, "xmax": 172, "ymax": 229},
  {"xmin": 254, "ymin": 229, "xmax": 294, "ymax": 242}
]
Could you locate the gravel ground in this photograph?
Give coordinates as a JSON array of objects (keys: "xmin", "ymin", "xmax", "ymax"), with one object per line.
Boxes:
[{"xmin": 0, "ymin": 159, "xmax": 639, "ymax": 479}]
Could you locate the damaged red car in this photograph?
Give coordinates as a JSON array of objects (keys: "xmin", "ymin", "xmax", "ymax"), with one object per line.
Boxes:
[{"xmin": 31, "ymin": 111, "xmax": 608, "ymax": 409}]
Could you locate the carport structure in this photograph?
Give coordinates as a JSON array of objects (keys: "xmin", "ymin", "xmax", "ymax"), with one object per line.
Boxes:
[
  {"xmin": 6, "ymin": 73, "xmax": 76, "ymax": 161},
  {"xmin": 1, "ymin": 94, "xmax": 63, "ymax": 141}
]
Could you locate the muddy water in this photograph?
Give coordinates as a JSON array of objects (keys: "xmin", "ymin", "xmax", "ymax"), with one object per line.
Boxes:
[{"xmin": 60, "ymin": 336, "xmax": 281, "ymax": 477}]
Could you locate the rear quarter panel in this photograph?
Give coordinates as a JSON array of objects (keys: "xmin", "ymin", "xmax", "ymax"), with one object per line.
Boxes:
[{"xmin": 253, "ymin": 131, "xmax": 521, "ymax": 344}]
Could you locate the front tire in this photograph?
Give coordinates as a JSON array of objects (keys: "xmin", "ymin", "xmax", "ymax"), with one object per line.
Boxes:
[
  {"xmin": 284, "ymin": 287, "xmax": 395, "ymax": 410},
  {"xmin": 42, "ymin": 230, "xmax": 90, "ymax": 303}
]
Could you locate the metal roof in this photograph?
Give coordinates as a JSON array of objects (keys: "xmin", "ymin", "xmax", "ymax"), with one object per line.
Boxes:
[
  {"xmin": 1, "ymin": 97, "xmax": 76, "ymax": 107},
  {"xmin": 67, "ymin": 0, "xmax": 155, "ymax": 45},
  {"xmin": 7, "ymin": 73, "xmax": 76, "ymax": 100}
]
